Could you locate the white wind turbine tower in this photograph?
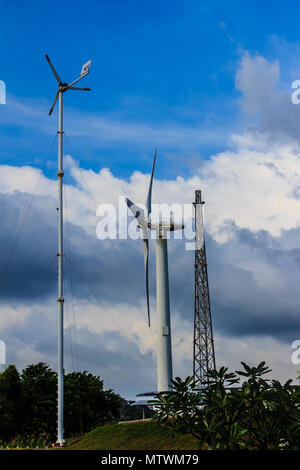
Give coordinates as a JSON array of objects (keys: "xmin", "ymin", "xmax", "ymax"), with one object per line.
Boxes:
[
  {"xmin": 126, "ymin": 150, "xmax": 184, "ymax": 392},
  {"xmin": 45, "ymin": 54, "xmax": 91, "ymax": 446}
]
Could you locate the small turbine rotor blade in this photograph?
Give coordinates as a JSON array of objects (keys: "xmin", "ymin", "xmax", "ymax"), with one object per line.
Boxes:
[
  {"xmin": 49, "ymin": 91, "xmax": 59, "ymax": 116},
  {"xmin": 146, "ymin": 148, "xmax": 157, "ymax": 220},
  {"xmin": 45, "ymin": 54, "xmax": 62, "ymax": 84},
  {"xmin": 68, "ymin": 86, "xmax": 91, "ymax": 91}
]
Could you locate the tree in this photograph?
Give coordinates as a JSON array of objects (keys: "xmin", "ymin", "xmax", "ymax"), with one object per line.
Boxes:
[
  {"xmin": 21, "ymin": 362, "xmax": 57, "ymax": 439},
  {"xmin": 0, "ymin": 362, "xmax": 123, "ymax": 443},
  {"xmin": 153, "ymin": 362, "xmax": 300, "ymax": 450},
  {"xmin": 64, "ymin": 370, "xmax": 123, "ymax": 436},
  {"xmin": 0, "ymin": 365, "xmax": 23, "ymax": 440}
]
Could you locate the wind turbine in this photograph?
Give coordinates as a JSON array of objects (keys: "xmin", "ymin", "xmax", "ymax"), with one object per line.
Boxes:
[
  {"xmin": 126, "ymin": 151, "xmax": 184, "ymax": 392},
  {"xmin": 45, "ymin": 54, "xmax": 91, "ymax": 446}
]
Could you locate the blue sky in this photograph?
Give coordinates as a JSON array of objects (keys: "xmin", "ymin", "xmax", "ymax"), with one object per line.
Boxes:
[
  {"xmin": 2, "ymin": 0, "xmax": 299, "ymax": 179},
  {"xmin": 2, "ymin": 1, "xmax": 300, "ymax": 398}
]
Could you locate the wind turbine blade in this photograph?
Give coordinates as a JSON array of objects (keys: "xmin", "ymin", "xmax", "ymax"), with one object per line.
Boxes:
[
  {"xmin": 49, "ymin": 91, "xmax": 59, "ymax": 116},
  {"xmin": 68, "ymin": 86, "xmax": 91, "ymax": 91},
  {"xmin": 142, "ymin": 238, "xmax": 151, "ymax": 327},
  {"xmin": 126, "ymin": 197, "xmax": 147, "ymax": 230},
  {"xmin": 45, "ymin": 54, "xmax": 62, "ymax": 84},
  {"xmin": 126, "ymin": 197, "xmax": 151, "ymax": 326},
  {"xmin": 146, "ymin": 148, "xmax": 157, "ymax": 219}
]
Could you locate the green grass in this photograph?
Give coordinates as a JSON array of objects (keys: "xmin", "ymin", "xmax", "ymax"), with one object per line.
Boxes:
[{"xmin": 65, "ymin": 420, "xmax": 200, "ymax": 450}]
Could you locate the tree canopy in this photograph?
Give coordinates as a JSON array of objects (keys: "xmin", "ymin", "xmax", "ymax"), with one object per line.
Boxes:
[{"xmin": 0, "ymin": 362, "xmax": 123, "ymax": 445}]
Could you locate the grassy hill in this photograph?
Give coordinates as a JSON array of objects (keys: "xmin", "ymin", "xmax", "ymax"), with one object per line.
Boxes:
[{"xmin": 65, "ymin": 419, "xmax": 200, "ymax": 451}]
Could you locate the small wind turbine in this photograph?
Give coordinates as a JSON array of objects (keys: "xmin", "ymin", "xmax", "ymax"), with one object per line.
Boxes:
[
  {"xmin": 126, "ymin": 151, "xmax": 184, "ymax": 392},
  {"xmin": 45, "ymin": 54, "xmax": 91, "ymax": 446}
]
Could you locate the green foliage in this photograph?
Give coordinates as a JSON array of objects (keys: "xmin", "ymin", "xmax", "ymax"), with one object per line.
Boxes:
[
  {"xmin": 152, "ymin": 362, "xmax": 300, "ymax": 450},
  {"xmin": 64, "ymin": 371, "xmax": 123, "ymax": 437},
  {"xmin": 21, "ymin": 362, "xmax": 57, "ymax": 438},
  {"xmin": 0, "ymin": 362, "xmax": 123, "ymax": 446},
  {"xmin": 0, "ymin": 433, "xmax": 52, "ymax": 449},
  {"xmin": 0, "ymin": 365, "xmax": 23, "ymax": 440}
]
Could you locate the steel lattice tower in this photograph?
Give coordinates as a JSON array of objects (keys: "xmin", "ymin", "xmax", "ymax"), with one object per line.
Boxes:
[{"xmin": 193, "ymin": 190, "xmax": 216, "ymax": 385}]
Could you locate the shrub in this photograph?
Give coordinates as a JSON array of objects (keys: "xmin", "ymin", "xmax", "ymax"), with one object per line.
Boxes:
[{"xmin": 152, "ymin": 362, "xmax": 300, "ymax": 450}]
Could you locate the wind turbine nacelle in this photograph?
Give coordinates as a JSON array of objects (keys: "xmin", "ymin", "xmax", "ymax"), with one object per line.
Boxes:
[{"xmin": 149, "ymin": 220, "xmax": 185, "ymax": 232}]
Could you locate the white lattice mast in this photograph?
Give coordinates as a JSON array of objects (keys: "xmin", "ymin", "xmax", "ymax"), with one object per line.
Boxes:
[{"xmin": 193, "ymin": 189, "xmax": 216, "ymax": 385}]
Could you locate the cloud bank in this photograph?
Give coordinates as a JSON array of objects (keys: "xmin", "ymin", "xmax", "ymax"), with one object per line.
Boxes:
[{"xmin": 1, "ymin": 51, "xmax": 300, "ymax": 398}]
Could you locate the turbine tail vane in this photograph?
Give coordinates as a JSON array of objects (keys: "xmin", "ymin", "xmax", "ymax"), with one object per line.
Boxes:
[{"xmin": 81, "ymin": 60, "xmax": 91, "ymax": 76}]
